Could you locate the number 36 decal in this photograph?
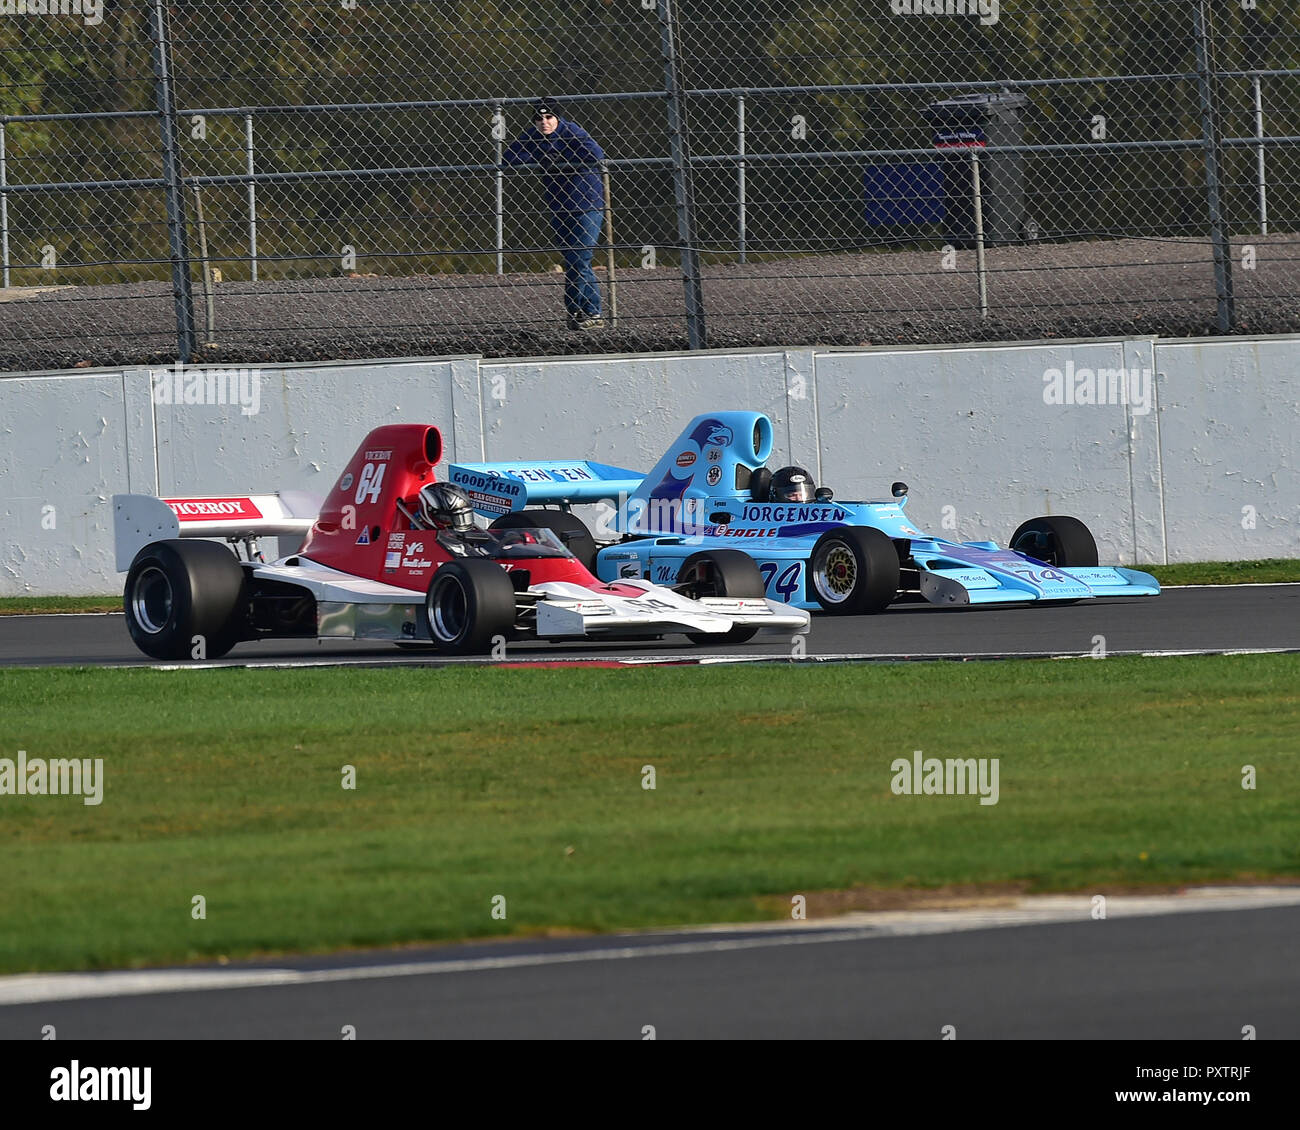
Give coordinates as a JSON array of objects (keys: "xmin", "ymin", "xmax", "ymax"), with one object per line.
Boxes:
[{"xmin": 759, "ymin": 561, "xmax": 802, "ymax": 602}]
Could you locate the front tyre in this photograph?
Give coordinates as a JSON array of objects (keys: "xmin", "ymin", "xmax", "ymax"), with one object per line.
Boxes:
[
  {"xmin": 1009, "ymin": 516, "xmax": 1098, "ymax": 568},
  {"xmin": 425, "ymin": 560, "xmax": 518, "ymax": 655},
  {"xmin": 808, "ymin": 526, "xmax": 899, "ymax": 614},
  {"xmin": 675, "ymin": 549, "xmax": 764, "ymax": 645},
  {"xmin": 123, "ymin": 539, "xmax": 247, "ymax": 659}
]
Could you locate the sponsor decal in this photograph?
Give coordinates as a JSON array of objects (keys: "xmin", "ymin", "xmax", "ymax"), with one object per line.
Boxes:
[
  {"xmin": 451, "ymin": 468, "xmax": 524, "ymax": 496},
  {"xmin": 466, "ymin": 489, "xmax": 513, "ymax": 515},
  {"xmin": 165, "ymin": 498, "xmax": 263, "ymax": 521},
  {"xmin": 706, "ymin": 465, "xmax": 723, "ymax": 486},
  {"xmin": 355, "ymin": 528, "xmax": 371, "ymax": 545},
  {"xmin": 339, "ymin": 473, "xmax": 354, "ymax": 491},
  {"xmin": 387, "ymin": 533, "xmax": 406, "ymax": 549},
  {"xmin": 619, "ymin": 562, "xmax": 642, "ymax": 579},
  {"xmin": 493, "ymin": 464, "xmax": 594, "ymax": 484},
  {"xmin": 675, "ymin": 451, "xmax": 697, "ymax": 468},
  {"xmin": 741, "ymin": 504, "xmax": 848, "ymax": 524},
  {"xmin": 364, "ymin": 449, "xmax": 393, "ymax": 461},
  {"xmin": 715, "ymin": 526, "xmax": 779, "ymax": 539}
]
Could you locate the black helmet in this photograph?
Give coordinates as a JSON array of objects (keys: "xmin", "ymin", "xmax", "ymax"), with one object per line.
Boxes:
[
  {"xmin": 418, "ymin": 482, "xmax": 475, "ymax": 532},
  {"xmin": 769, "ymin": 466, "xmax": 815, "ymax": 504}
]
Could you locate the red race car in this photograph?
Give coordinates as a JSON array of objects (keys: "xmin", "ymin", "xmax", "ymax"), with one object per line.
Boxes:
[{"xmin": 113, "ymin": 424, "xmax": 809, "ymax": 658}]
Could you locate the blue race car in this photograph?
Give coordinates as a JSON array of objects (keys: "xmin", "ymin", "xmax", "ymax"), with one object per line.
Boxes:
[{"xmin": 447, "ymin": 410, "xmax": 1160, "ymax": 613}]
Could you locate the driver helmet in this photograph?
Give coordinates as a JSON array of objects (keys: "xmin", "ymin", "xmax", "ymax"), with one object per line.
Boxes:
[
  {"xmin": 768, "ymin": 465, "xmax": 815, "ymax": 504},
  {"xmin": 417, "ymin": 482, "xmax": 475, "ymax": 532}
]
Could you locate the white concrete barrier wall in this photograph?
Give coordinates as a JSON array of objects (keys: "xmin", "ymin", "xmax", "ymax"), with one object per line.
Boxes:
[{"xmin": 1, "ymin": 337, "xmax": 1296, "ymax": 595}]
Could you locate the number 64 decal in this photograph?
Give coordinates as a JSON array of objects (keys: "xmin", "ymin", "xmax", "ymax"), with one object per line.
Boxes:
[
  {"xmin": 759, "ymin": 561, "xmax": 802, "ymax": 602},
  {"xmin": 355, "ymin": 462, "xmax": 386, "ymax": 505}
]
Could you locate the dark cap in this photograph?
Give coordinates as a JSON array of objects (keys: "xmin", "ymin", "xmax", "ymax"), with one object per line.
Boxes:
[{"xmin": 532, "ymin": 99, "xmax": 559, "ymax": 120}]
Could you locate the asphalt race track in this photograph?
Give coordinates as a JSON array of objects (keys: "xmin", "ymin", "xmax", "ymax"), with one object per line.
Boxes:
[
  {"xmin": 1, "ymin": 584, "xmax": 1298, "ymax": 668},
  {"xmin": 2, "ymin": 899, "xmax": 1298, "ymax": 1039}
]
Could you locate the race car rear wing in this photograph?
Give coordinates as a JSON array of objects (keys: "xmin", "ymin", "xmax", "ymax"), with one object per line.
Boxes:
[
  {"xmin": 445, "ymin": 460, "xmax": 646, "ymax": 517},
  {"xmin": 113, "ymin": 492, "xmax": 321, "ymax": 572}
]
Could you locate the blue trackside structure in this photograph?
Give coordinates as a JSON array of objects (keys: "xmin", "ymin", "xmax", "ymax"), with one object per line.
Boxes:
[{"xmin": 449, "ymin": 410, "xmax": 1160, "ymax": 613}]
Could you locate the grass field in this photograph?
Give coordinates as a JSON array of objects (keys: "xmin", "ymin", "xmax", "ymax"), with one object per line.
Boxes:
[
  {"xmin": 2, "ymin": 559, "xmax": 1295, "ymax": 616},
  {"xmin": 0, "ymin": 655, "xmax": 1296, "ymax": 974}
]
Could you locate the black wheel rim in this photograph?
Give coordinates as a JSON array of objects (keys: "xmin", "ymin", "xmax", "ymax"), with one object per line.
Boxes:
[
  {"xmin": 131, "ymin": 565, "xmax": 174, "ymax": 634},
  {"xmin": 430, "ymin": 576, "xmax": 469, "ymax": 642}
]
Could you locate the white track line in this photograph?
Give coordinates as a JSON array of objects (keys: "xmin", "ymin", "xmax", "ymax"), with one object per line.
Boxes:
[
  {"xmin": 119, "ymin": 646, "xmax": 1300, "ymax": 671},
  {"xmin": 3, "ymin": 887, "xmax": 1297, "ymax": 1007}
]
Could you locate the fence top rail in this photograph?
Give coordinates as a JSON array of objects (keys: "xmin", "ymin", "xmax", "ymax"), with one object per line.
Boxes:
[
  {"xmin": 682, "ymin": 73, "xmax": 1205, "ymax": 99},
  {"xmin": 1, "ymin": 110, "xmax": 158, "ymax": 126},
  {"xmin": 1216, "ymin": 69, "xmax": 1300, "ymax": 80},
  {"xmin": 4, "ymin": 69, "xmax": 1294, "ymax": 130},
  {"xmin": 0, "ymin": 176, "xmax": 167, "ymax": 194},
  {"xmin": 178, "ymin": 90, "xmax": 668, "ymax": 119}
]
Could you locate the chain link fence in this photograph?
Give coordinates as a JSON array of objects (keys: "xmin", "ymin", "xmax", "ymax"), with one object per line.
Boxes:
[{"xmin": 0, "ymin": 1, "xmax": 1297, "ymax": 371}]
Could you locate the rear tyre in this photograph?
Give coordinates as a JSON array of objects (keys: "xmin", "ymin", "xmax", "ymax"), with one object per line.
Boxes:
[
  {"xmin": 675, "ymin": 549, "xmax": 765, "ymax": 645},
  {"xmin": 808, "ymin": 526, "xmax": 899, "ymax": 614},
  {"xmin": 1009, "ymin": 516, "xmax": 1098, "ymax": 568},
  {"xmin": 490, "ymin": 509, "xmax": 598, "ymax": 573},
  {"xmin": 123, "ymin": 539, "xmax": 247, "ymax": 660},
  {"xmin": 425, "ymin": 559, "xmax": 518, "ymax": 655}
]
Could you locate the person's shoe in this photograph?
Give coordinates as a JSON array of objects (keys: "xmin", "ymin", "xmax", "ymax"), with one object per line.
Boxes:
[{"xmin": 573, "ymin": 315, "xmax": 606, "ymax": 330}]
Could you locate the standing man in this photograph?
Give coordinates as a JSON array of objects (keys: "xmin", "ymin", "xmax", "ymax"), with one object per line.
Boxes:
[{"xmin": 502, "ymin": 99, "xmax": 607, "ymax": 330}]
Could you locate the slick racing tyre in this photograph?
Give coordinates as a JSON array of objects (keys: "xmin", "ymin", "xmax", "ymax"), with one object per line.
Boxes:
[
  {"xmin": 490, "ymin": 509, "xmax": 598, "ymax": 573},
  {"xmin": 675, "ymin": 549, "xmax": 765, "ymax": 645},
  {"xmin": 425, "ymin": 559, "xmax": 518, "ymax": 655},
  {"xmin": 1009, "ymin": 516, "xmax": 1098, "ymax": 568},
  {"xmin": 123, "ymin": 539, "xmax": 247, "ymax": 660},
  {"xmin": 808, "ymin": 526, "xmax": 899, "ymax": 614}
]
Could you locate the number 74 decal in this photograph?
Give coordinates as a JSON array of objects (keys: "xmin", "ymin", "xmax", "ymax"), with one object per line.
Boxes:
[{"xmin": 759, "ymin": 561, "xmax": 803, "ymax": 602}]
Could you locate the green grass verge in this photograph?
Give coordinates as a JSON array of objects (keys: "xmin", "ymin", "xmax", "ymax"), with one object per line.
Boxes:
[
  {"xmin": 0, "ymin": 595, "xmax": 121, "ymax": 615},
  {"xmin": 0, "ymin": 655, "xmax": 1295, "ymax": 973},
  {"xmin": 1141, "ymin": 559, "xmax": 1300, "ymax": 586},
  {"xmin": 3, "ymin": 559, "xmax": 1296, "ymax": 616}
]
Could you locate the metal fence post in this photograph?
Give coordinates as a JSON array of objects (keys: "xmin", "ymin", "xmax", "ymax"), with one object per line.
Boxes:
[
  {"xmin": 602, "ymin": 161, "xmax": 618, "ymax": 328},
  {"xmin": 1192, "ymin": 0, "xmax": 1235, "ymax": 333},
  {"xmin": 657, "ymin": 0, "xmax": 707, "ymax": 350},
  {"xmin": 0, "ymin": 121, "xmax": 10, "ymax": 289},
  {"xmin": 971, "ymin": 151, "xmax": 988, "ymax": 318},
  {"xmin": 149, "ymin": 0, "xmax": 196, "ymax": 362},
  {"xmin": 494, "ymin": 100, "xmax": 504, "ymax": 276},
  {"xmin": 1252, "ymin": 74, "xmax": 1268, "ymax": 236},
  {"xmin": 737, "ymin": 93, "xmax": 747, "ymax": 264},
  {"xmin": 192, "ymin": 184, "xmax": 215, "ymax": 345},
  {"xmin": 244, "ymin": 112, "xmax": 258, "ymax": 281}
]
